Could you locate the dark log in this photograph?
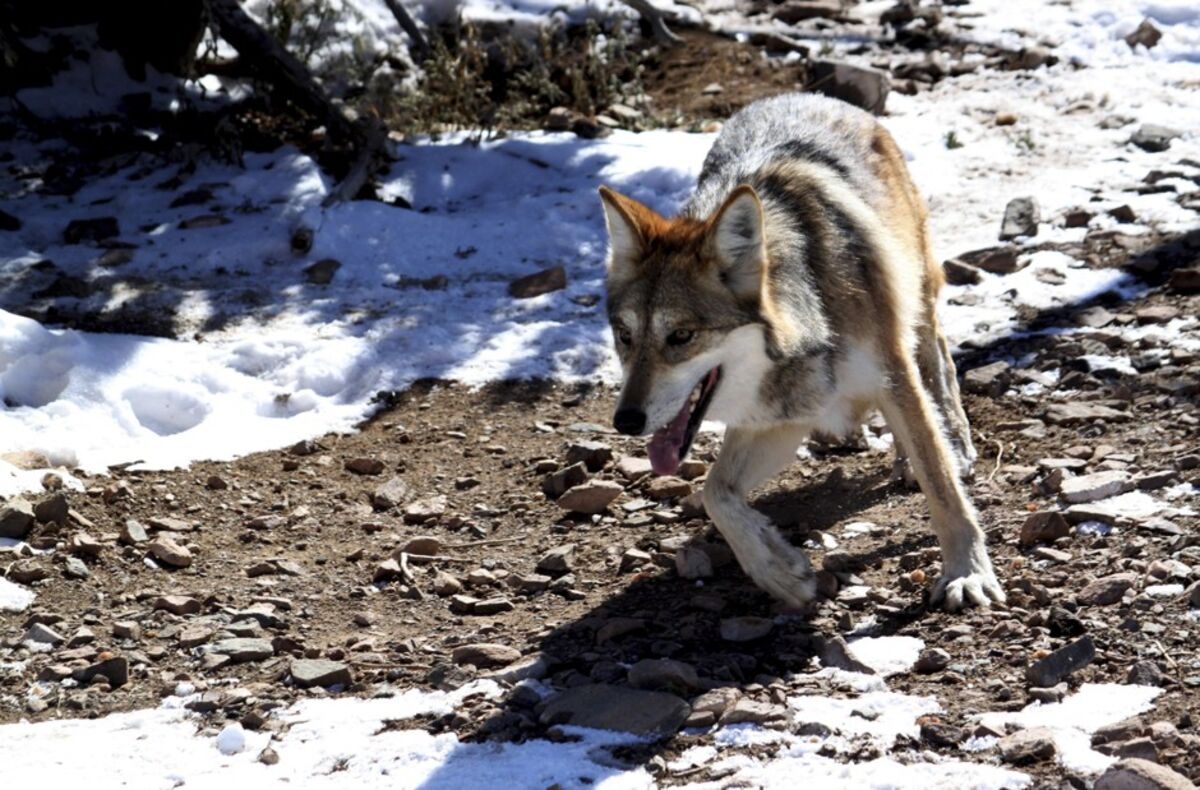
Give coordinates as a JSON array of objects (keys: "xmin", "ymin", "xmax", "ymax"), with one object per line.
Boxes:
[{"xmin": 380, "ymin": 0, "xmax": 431, "ymax": 63}]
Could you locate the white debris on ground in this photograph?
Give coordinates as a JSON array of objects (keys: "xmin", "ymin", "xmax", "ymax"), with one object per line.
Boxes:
[{"xmin": 0, "ymin": 577, "xmax": 36, "ymax": 612}]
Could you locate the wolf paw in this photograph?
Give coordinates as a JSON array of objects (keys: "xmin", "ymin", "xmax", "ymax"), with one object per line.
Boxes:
[
  {"xmin": 747, "ymin": 542, "xmax": 817, "ymax": 609},
  {"xmin": 932, "ymin": 570, "xmax": 1006, "ymax": 611}
]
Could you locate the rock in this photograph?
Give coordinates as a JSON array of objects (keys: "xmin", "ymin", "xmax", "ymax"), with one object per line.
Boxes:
[
  {"xmin": 542, "ymin": 462, "xmax": 588, "ymax": 499},
  {"xmin": 1079, "ymin": 572, "xmax": 1137, "ymax": 606},
  {"xmin": 921, "ymin": 721, "xmax": 967, "ymax": 748},
  {"xmin": 72, "ymin": 656, "xmax": 129, "ymax": 688},
  {"xmin": 1026, "ymin": 635, "xmax": 1096, "ymax": 687},
  {"xmin": 1135, "ymin": 305, "xmax": 1178, "ymax": 324},
  {"xmin": 451, "ymin": 643, "xmax": 521, "ymax": 669},
  {"xmin": 1000, "ymin": 197, "xmax": 1040, "ymax": 240},
  {"xmin": 148, "ymin": 516, "xmax": 194, "ymax": 532},
  {"xmin": 1127, "ymin": 661, "xmax": 1165, "ymax": 687},
  {"xmin": 545, "ymin": 106, "xmax": 574, "ymax": 130},
  {"xmin": 1061, "ymin": 471, "xmax": 1133, "ymax": 504},
  {"xmin": 595, "ymin": 617, "xmax": 644, "ymax": 645},
  {"xmin": 154, "ymin": 595, "xmax": 202, "ymax": 615},
  {"xmin": 620, "ymin": 548, "xmax": 651, "ymax": 572},
  {"xmin": 147, "ymin": 535, "xmax": 193, "ymax": 568},
  {"xmin": 258, "ymin": 747, "xmax": 279, "ymax": 766},
  {"xmin": 25, "ymin": 622, "xmax": 64, "ymax": 645},
  {"xmin": 772, "ymin": 0, "xmax": 842, "ymax": 23},
  {"xmin": 487, "ymin": 651, "xmax": 554, "ymax": 684},
  {"xmin": 808, "ymin": 60, "xmax": 890, "ymax": 114},
  {"xmin": 646, "ymin": 476, "xmax": 691, "ymax": 500},
  {"xmin": 401, "ymin": 536, "xmax": 442, "ymax": 556},
  {"xmin": 113, "ymin": 621, "xmax": 142, "ymax": 640},
  {"xmin": 69, "ymin": 533, "xmax": 103, "ymax": 558},
  {"xmin": 539, "ymin": 684, "xmax": 690, "ymax": 736},
  {"xmin": 963, "ymin": 361, "xmax": 1011, "ymax": 396},
  {"xmin": 616, "ymin": 456, "xmax": 653, "ymax": 481},
  {"xmin": 1109, "ymin": 204, "xmax": 1138, "ymax": 224},
  {"xmin": 721, "ymin": 699, "xmax": 788, "ymax": 725},
  {"xmin": 1124, "ymin": 19, "xmax": 1163, "ymax": 49},
  {"xmin": 287, "ymin": 658, "xmax": 350, "ymax": 689},
  {"xmin": 1131, "ymin": 125, "xmax": 1181, "ymax": 153},
  {"xmin": 1167, "ymin": 267, "xmax": 1200, "ymax": 294},
  {"xmin": 370, "ymin": 476, "xmax": 409, "ymax": 510},
  {"xmin": 557, "ymin": 481, "xmax": 622, "ymax": 514},
  {"xmin": 209, "ymin": 638, "xmax": 274, "ymax": 663},
  {"xmin": 403, "ymin": 495, "xmax": 447, "ymax": 524},
  {"xmin": 373, "ymin": 558, "xmax": 405, "ymax": 583},
  {"xmin": 432, "ymin": 571, "xmax": 462, "ymax": 596},
  {"xmin": 943, "ymin": 258, "xmax": 982, "ymax": 285},
  {"xmin": 303, "ymin": 258, "xmax": 340, "ymax": 285},
  {"xmin": 720, "ymin": 616, "xmax": 774, "ymax": 642},
  {"xmin": 1064, "ymin": 208, "xmax": 1094, "ymax": 228},
  {"xmin": 63, "ymin": 217, "xmax": 119, "ymax": 244},
  {"xmin": 33, "ymin": 493, "xmax": 69, "ymax": 525},
  {"xmin": 63, "ymin": 556, "xmax": 90, "ymax": 579},
  {"xmin": 536, "ymin": 544, "xmax": 575, "ymax": 576},
  {"xmin": 1095, "ymin": 758, "xmax": 1194, "ymax": 790},
  {"xmin": 509, "ymin": 265, "xmax": 566, "ymax": 299},
  {"xmin": 1029, "ymin": 683, "xmax": 1068, "ymax": 704},
  {"xmin": 0, "ymin": 498, "xmax": 35, "ymax": 539},
  {"xmin": 674, "ymin": 544, "xmax": 713, "ymax": 580},
  {"xmin": 345, "ymin": 457, "xmax": 385, "ymax": 475},
  {"xmin": 1000, "ymin": 727, "xmax": 1058, "ymax": 764},
  {"xmin": 473, "ymin": 597, "xmax": 514, "ymax": 615},
  {"xmin": 627, "ymin": 658, "xmax": 702, "ymax": 693},
  {"xmin": 1044, "ymin": 402, "xmax": 1130, "ymax": 425},
  {"xmin": 120, "ymin": 520, "xmax": 149, "ymax": 544},
  {"xmin": 179, "ymin": 214, "xmax": 230, "ymax": 229},
  {"xmin": 565, "ymin": 441, "xmax": 613, "ymax": 472},
  {"xmin": 817, "ymin": 635, "xmax": 875, "ymax": 674},
  {"xmin": 957, "ymin": 246, "xmax": 1024, "ymax": 274},
  {"xmin": 1020, "ymin": 512, "xmax": 1071, "ymax": 548},
  {"xmin": 915, "ymin": 647, "xmax": 953, "ymax": 674}
]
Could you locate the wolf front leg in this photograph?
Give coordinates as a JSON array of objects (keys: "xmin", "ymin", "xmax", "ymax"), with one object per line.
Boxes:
[
  {"xmin": 702, "ymin": 425, "xmax": 817, "ymax": 608},
  {"xmin": 879, "ymin": 352, "xmax": 1005, "ymax": 610}
]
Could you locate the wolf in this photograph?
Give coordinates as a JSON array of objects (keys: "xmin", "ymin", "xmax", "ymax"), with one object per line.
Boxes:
[{"xmin": 598, "ymin": 93, "xmax": 1004, "ymax": 611}]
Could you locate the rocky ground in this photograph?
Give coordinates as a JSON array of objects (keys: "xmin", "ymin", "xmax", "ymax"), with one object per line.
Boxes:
[{"xmin": 3, "ymin": 232, "xmax": 1199, "ymax": 785}]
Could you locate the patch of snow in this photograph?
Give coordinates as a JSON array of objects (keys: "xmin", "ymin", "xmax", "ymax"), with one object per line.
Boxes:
[
  {"xmin": 846, "ymin": 635, "xmax": 925, "ymax": 677},
  {"xmin": 978, "ymin": 683, "xmax": 1163, "ymax": 775},
  {"xmin": 0, "ymin": 577, "xmax": 35, "ymax": 612}
]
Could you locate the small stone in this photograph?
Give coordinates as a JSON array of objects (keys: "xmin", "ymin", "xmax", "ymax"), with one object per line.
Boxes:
[
  {"xmin": 808, "ymin": 60, "xmax": 890, "ymax": 114},
  {"xmin": 542, "ymin": 462, "xmax": 588, "ymax": 499},
  {"xmin": 120, "ymin": 520, "xmax": 149, "ymax": 544},
  {"xmin": 451, "ymin": 643, "xmax": 521, "ymax": 668},
  {"xmin": 943, "ymin": 259, "xmax": 982, "ymax": 285},
  {"xmin": 646, "ymin": 476, "xmax": 691, "ymax": 500},
  {"xmin": 1020, "ymin": 512, "xmax": 1071, "ymax": 548},
  {"xmin": 147, "ymin": 535, "xmax": 193, "ymax": 568},
  {"xmin": 373, "ymin": 558, "xmax": 405, "ymax": 583},
  {"xmin": 720, "ymin": 699, "xmax": 787, "ymax": 725},
  {"xmin": 701, "ymin": 82, "xmax": 723, "ymax": 96},
  {"xmin": 290, "ymin": 658, "xmax": 352, "ymax": 689},
  {"xmin": 0, "ymin": 498, "xmax": 35, "ymax": 539},
  {"xmin": 72, "ymin": 656, "xmax": 129, "ymax": 688},
  {"xmin": 1127, "ymin": 661, "xmax": 1165, "ymax": 687},
  {"xmin": 616, "ymin": 456, "xmax": 653, "ymax": 481},
  {"xmin": 370, "ymin": 476, "xmax": 409, "ymax": 511},
  {"xmin": 1124, "ymin": 19, "xmax": 1163, "ymax": 49},
  {"xmin": 565, "ymin": 441, "xmax": 613, "ymax": 472},
  {"xmin": 473, "ymin": 597, "xmax": 514, "ymax": 615},
  {"xmin": 1167, "ymin": 267, "xmax": 1200, "ymax": 294},
  {"xmin": 627, "ymin": 658, "xmax": 701, "ymax": 693},
  {"xmin": 258, "ymin": 747, "xmax": 280, "ymax": 766},
  {"xmin": 1026, "ymin": 635, "xmax": 1096, "ymax": 687},
  {"xmin": 1079, "ymin": 572, "xmax": 1138, "ymax": 606},
  {"xmin": 556, "ymin": 481, "xmax": 622, "ymax": 514},
  {"xmin": 964, "ymin": 361, "xmax": 1011, "ymax": 396},
  {"xmin": 1061, "ymin": 471, "xmax": 1133, "ymax": 504},
  {"xmin": 303, "ymin": 258, "xmax": 341, "ymax": 285},
  {"xmin": 915, "ymin": 647, "xmax": 952, "ymax": 674},
  {"xmin": 154, "ymin": 595, "xmax": 202, "ymax": 616},
  {"xmin": 33, "ymin": 493, "xmax": 69, "ymax": 525},
  {"xmin": 536, "ymin": 544, "xmax": 575, "ymax": 576},
  {"xmin": 539, "ymin": 684, "xmax": 690, "ymax": 736},
  {"xmin": 921, "ymin": 721, "xmax": 967, "ymax": 748},
  {"xmin": 1109, "ymin": 204, "xmax": 1138, "ymax": 224},
  {"xmin": 403, "ymin": 495, "xmax": 446, "ymax": 524},
  {"xmin": 1131, "ymin": 124, "xmax": 1181, "ymax": 153},
  {"xmin": 209, "ymin": 638, "xmax": 274, "ymax": 663},
  {"xmin": 957, "ymin": 246, "xmax": 1025, "ymax": 275},
  {"xmin": 25, "ymin": 622, "xmax": 64, "ymax": 645},
  {"xmin": 1095, "ymin": 758, "xmax": 1194, "ymax": 790},
  {"xmin": 1135, "ymin": 305, "xmax": 1179, "ymax": 324},
  {"xmin": 1044, "ymin": 402, "xmax": 1130, "ymax": 425},
  {"xmin": 432, "ymin": 571, "xmax": 462, "ymax": 596},
  {"xmin": 509, "ymin": 265, "xmax": 566, "ymax": 299},
  {"xmin": 620, "ymin": 548, "xmax": 652, "ymax": 573},
  {"xmin": 817, "ymin": 635, "xmax": 875, "ymax": 674},
  {"xmin": 1028, "ymin": 684, "xmax": 1068, "ymax": 704},
  {"xmin": 719, "ymin": 617, "xmax": 773, "ymax": 642},
  {"xmin": 113, "ymin": 621, "xmax": 142, "ymax": 640},
  {"xmin": 1000, "ymin": 727, "xmax": 1058, "ymax": 764},
  {"xmin": 674, "ymin": 544, "xmax": 713, "ymax": 579},
  {"xmin": 401, "ymin": 535, "xmax": 442, "ymax": 556},
  {"xmin": 595, "ymin": 617, "xmax": 644, "ymax": 645},
  {"xmin": 147, "ymin": 516, "xmax": 194, "ymax": 532},
  {"xmin": 63, "ymin": 217, "xmax": 119, "ymax": 244},
  {"xmin": 179, "ymin": 214, "xmax": 230, "ymax": 230},
  {"xmin": 1000, "ymin": 197, "xmax": 1040, "ymax": 240},
  {"xmin": 63, "ymin": 556, "xmax": 90, "ymax": 579},
  {"xmin": 69, "ymin": 532, "xmax": 103, "ymax": 558},
  {"xmin": 345, "ymin": 457, "xmax": 385, "ymax": 475}
]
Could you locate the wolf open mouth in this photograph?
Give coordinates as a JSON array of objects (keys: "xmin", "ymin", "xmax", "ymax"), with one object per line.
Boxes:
[{"xmin": 647, "ymin": 367, "xmax": 721, "ymax": 476}]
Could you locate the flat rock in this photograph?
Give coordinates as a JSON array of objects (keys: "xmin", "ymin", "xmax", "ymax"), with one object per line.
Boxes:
[
  {"xmin": 536, "ymin": 544, "xmax": 575, "ymax": 575},
  {"xmin": 451, "ymin": 643, "xmax": 521, "ymax": 668},
  {"xmin": 1000, "ymin": 197, "xmax": 1040, "ymax": 240},
  {"xmin": 1026, "ymin": 635, "xmax": 1096, "ymax": 687},
  {"xmin": 154, "ymin": 595, "xmax": 202, "ymax": 615},
  {"xmin": 371, "ymin": 476, "xmax": 409, "ymax": 510},
  {"xmin": 509, "ymin": 265, "xmax": 566, "ymax": 299},
  {"xmin": 1095, "ymin": 758, "xmax": 1195, "ymax": 790},
  {"xmin": 615, "ymin": 456, "xmax": 653, "ymax": 481},
  {"xmin": 565, "ymin": 441, "xmax": 613, "ymax": 472},
  {"xmin": 674, "ymin": 544, "xmax": 713, "ymax": 579},
  {"xmin": 1044, "ymin": 402, "xmax": 1130, "ymax": 425},
  {"xmin": 557, "ymin": 481, "xmax": 622, "ymax": 514},
  {"xmin": 627, "ymin": 658, "xmax": 702, "ymax": 693},
  {"xmin": 964, "ymin": 361, "xmax": 1011, "ymax": 395},
  {"xmin": 290, "ymin": 659, "xmax": 352, "ymax": 689},
  {"xmin": 943, "ymin": 258, "xmax": 982, "ymax": 285},
  {"xmin": 1131, "ymin": 124, "xmax": 1181, "ymax": 153},
  {"xmin": 720, "ymin": 616, "xmax": 774, "ymax": 642},
  {"xmin": 25, "ymin": 622, "xmax": 64, "ymax": 645},
  {"xmin": 1061, "ymin": 471, "xmax": 1133, "ymax": 504},
  {"xmin": 72, "ymin": 656, "xmax": 128, "ymax": 688},
  {"xmin": 147, "ymin": 535, "xmax": 192, "ymax": 568},
  {"xmin": 646, "ymin": 476, "xmax": 691, "ymax": 500},
  {"xmin": 1079, "ymin": 572, "xmax": 1137, "ymax": 606},
  {"xmin": 808, "ymin": 60, "xmax": 889, "ymax": 114},
  {"xmin": 33, "ymin": 493, "xmax": 69, "ymax": 525},
  {"xmin": 403, "ymin": 495, "xmax": 447, "ymax": 524},
  {"xmin": 914, "ymin": 647, "xmax": 953, "ymax": 674},
  {"xmin": 0, "ymin": 498, "xmax": 34, "ymax": 539},
  {"xmin": 1020, "ymin": 511, "xmax": 1071, "ymax": 547},
  {"xmin": 303, "ymin": 258, "xmax": 340, "ymax": 285},
  {"xmin": 539, "ymin": 684, "xmax": 690, "ymax": 736},
  {"xmin": 1000, "ymin": 727, "xmax": 1058, "ymax": 764},
  {"xmin": 345, "ymin": 457, "xmax": 385, "ymax": 475},
  {"xmin": 958, "ymin": 246, "xmax": 1024, "ymax": 274},
  {"xmin": 542, "ymin": 462, "xmax": 588, "ymax": 499},
  {"xmin": 209, "ymin": 638, "xmax": 274, "ymax": 663}
]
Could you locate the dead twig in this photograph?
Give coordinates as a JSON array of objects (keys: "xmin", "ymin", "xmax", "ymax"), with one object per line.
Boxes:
[
  {"xmin": 379, "ymin": 0, "xmax": 431, "ymax": 63},
  {"xmin": 443, "ymin": 536, "xmax": 525, "ymax": 549},
  {"xmin": 986, "ymin": 440, "xmax": 1005, "ymax": 483},
  {"xmin": 322, "ymin": 118, "xmax": 387, "ymax": 206},
  {"xmin": 618, "ymin": 0, "xmax": 683, "ymax": 46}
]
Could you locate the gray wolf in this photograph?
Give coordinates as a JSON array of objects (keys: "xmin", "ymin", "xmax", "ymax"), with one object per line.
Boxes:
[{"xmin": 598, "ymin": 93, "xmax": 1003, "ymax": 611}]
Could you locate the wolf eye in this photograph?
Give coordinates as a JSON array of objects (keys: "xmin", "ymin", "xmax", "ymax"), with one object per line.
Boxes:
[
  {"xmin": 667, "ymin": 329, "xmax": 695, "ymax": 346},
  {"xmin": 615, "ymin": 327, "xmax": 633, "ymax": 346}
]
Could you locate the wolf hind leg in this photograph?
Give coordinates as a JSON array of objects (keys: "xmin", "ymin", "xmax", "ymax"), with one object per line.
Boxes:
[{"xmin": 702, "ymin": 424, "xmax": 816, "ymax": 607}]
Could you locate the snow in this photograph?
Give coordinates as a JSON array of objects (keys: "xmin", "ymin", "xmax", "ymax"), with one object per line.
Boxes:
[
  {"xmin": 978, "ymin": 683, "xmax": 1163, "ymax": 775},
  {"xmin": 0, "ymin": 577, "xmax": 35, "ymax": 612}
]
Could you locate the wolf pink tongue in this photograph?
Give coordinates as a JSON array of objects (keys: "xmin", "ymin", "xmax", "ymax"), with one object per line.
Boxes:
[{"xmin": 647, "ymin": 399, "xmax": 692, "ymax": 476}]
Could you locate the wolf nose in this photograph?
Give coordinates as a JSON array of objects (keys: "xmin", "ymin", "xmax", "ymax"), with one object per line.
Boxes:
[{"xmin": 613, "ymin": 408, "xmax": 646, "ymax": 436}]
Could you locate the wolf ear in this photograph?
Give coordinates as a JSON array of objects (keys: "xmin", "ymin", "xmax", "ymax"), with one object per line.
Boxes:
[
  {"xmin": 598, "ymin": 186, "xmax": 657, "ymax": 277},
  {"xmin": 709, "ymin": 185, "xmax": 766, "ymax": 300}
]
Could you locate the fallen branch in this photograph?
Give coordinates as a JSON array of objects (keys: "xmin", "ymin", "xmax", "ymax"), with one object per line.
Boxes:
[
  {"xmin": 322, "ymin": 118, "xmax": 387, "ymax": 206},
  {"xmin": 380, "ymin": 0, "xmax": 431, "ymax": 63},
  {"xmin": 618, "ymin": 0, "xmax": 683, "ymax": 46}
]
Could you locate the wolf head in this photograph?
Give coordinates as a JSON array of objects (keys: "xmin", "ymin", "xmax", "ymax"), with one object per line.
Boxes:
[{"xmin": 598, "ymin": 185, "xmax": 801, "ymax": 475}]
